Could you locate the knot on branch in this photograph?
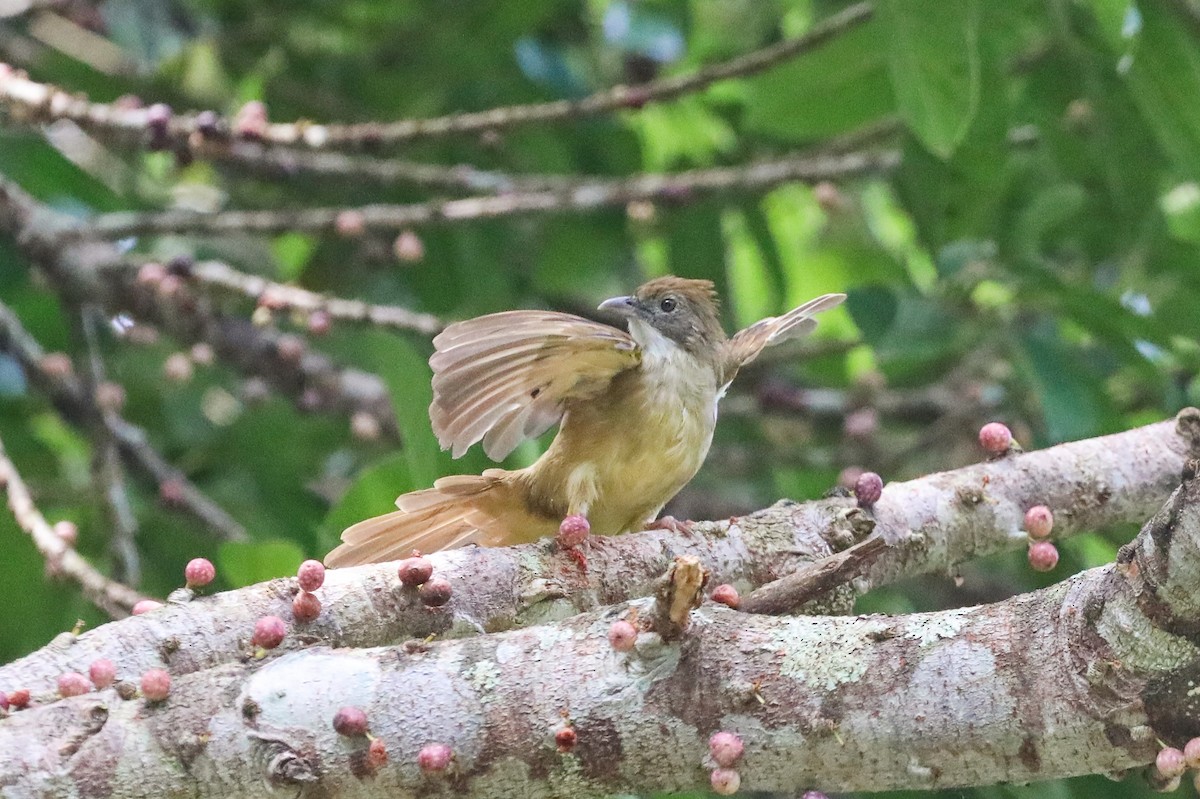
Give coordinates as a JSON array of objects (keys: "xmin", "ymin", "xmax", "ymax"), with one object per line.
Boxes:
[
  {"xmin": 652, "ymin": 556, "xmax": 708, "ymax": 640},
  {"xmin": 1175, "ymin": 407, "xmax": 1200, "ymax": 453},
  {"xmin": 250, "ymin": 732, "xmax": 321, "ymax": 786},
  {"xmin": 826, "ymin": 506, "xmax": 876, "ymax": 551}
]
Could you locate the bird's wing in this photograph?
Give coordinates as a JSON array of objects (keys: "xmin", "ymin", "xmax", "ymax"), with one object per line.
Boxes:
[
  {"xmin": 720, "ymin": 293, "xmax": 846, "ymax": 382},
  {"xmin": 429, "ymin": 310, "xmax": 641, "ymax": 461}
]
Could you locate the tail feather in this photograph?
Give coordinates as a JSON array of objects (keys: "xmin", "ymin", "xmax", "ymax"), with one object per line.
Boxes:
[{"xmin": 324, "ymin": 472, "xmax": 558, "ymax": 567}]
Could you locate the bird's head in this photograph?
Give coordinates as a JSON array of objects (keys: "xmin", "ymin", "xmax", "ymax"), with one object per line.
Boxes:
[{"xmin": 599, "ymin": 276, "xmax": 725, "ymax": 357}]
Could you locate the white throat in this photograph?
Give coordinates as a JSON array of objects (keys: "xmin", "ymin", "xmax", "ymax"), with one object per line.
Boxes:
[{"xmin": 628, "ymin": 318, "xmax": 682, "ymax": 361}]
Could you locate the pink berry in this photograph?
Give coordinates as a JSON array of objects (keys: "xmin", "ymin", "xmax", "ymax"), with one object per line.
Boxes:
[
  {"xmin": 393, "ymin": 230, "xmax": 424, "ymax": 263},
  {"xmin": 233, "ymin": 100, "xmax": 268, "ymax": 140},
  {"xmin": 297, "ymin": 559, "xmax": 326, "ymax": 592},
  {"xmin": 854, "ymin": 471, "xmax": 883, "ymax": 508},
  {"xmin": 163, "ymin": 352, "xmax": 194, "ymax": 383},
  {"xmin": 709, "ymin": 731, "xmax": 744, "ymax": 767},
  {"xmin": 838, "ymin": 466, "xmax": 865, "ymax": 490},
  {"xmin": 1184, "ymin": 737, "xmax": 1200, "ymax": 768},
  {"xmin": 710, "ymin": 767, "xmax": 741, "ymax": 795},
  {"xmin": 307, "ymin": 310, "xmax": 332, "ymax": 336},
  {"xmin": 88, "ymin": 659, "xmax": 117, "ymax": 689},
  {"xmin": 1028, "ymin": 541, "xmax": 1059, "ymax": 572},
  {"xmin": 140, "ymin": 668, "xmax": 171, "ymax": 701},
  {"xmin": 397, "ymin": 556, "xmax": 433, "ymax": 587},
  {"xmin": 185, "ymin": 557, "xmax": 215, "ymax": 588},
  {"xmin": 608, "ymin": 620, "xmax": 637, "ymax": 652},
  {"xmin": 292, "ymin": 591, "xmax": 321, "ymax": 622},
  {"xmin": 555, "ymin": 727, "xmax": 577, "ymax": 753},
  {"xmin": 979, "ymin": 422, "xmax": 1013, "ymax": 454},
  {"xmin": 419, "ymin": 577, "xmax": 453, "ymax": 607},
  {"xmin": 418, "ymin": 743, "xmax": 452, "ymax": 774},
  {"xmin": 40, "ymin": 352, "xmax": 73, "ymax": 379},
  {"xmin": 146, "ymin": 103, "xmax": 171, "ymax": 131},
  {"xmin": 814, "ymin": 181, "xmax": 847, "ymax": 213},
  {"xmin": 1024, "ymin": 505, "xmax": 1054, "ymax": 540},
  {"xmin": 365, "ymin": 737, "xmax": 388, "ymax": 770},
  {"xmin": 57, "ymin": 671, "xmax": 90, "ymax": 697},
  {"xmin": 276, "ymin": 334, "xmax": 305, "ymax": 363},
  {"xmin": 53, "ymin": 520, "xmax": 78, "ymax": 546},
  {"xmin": 557, "ymin": 515, "xmax": 590, "ymax": 549},
  {"xmin": 333, "ymin": 706, "xmax": 369, "ymax": 736},
  {"xmin": 351, "ymin": 412, "xmax": 382, "ymax": 442},
  {"xmin": 132, "ymin": 599, "xmax": 163, "ymax": 615},
  {"xmin": 8, "ymin": 689, "xmax": 29, "ymax": 708},
  {"xmin": 335, "ymin": 210, "xmax": 366, "ymax": 237},
  {"xmin": 95, "ymin": 381, "xmax": 126, "ymax": 413},
  {"xmin": 1157, "ymin": 747, "xmax": 1186, "ymax": 779},
  {"xmin": 711, "ymin": 584, "xmax": 740, "ymax": 609},
  {"xmin": 0, "ymin": 691, "xmax": 8, "ymax": 711},
  {"xmin": 137, "ymin": 262, "xmax": 166, "ymax": 285},
  {"xmin": 252, "ymin": 615, "xmax": 287, "ymax": 649},
  {"xmin": 194, "ymin": 110, "xmax": 220, "ymax": 137}
]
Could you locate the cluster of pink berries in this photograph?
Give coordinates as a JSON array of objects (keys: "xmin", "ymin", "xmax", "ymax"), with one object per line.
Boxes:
[
  {"xmin": 708, "ymin": 731, "xmax": 744, "ymax": 795},
  {"xmin": 294, "ymin": 560, "xmax": 325, "ymax": 622},
  {"xmin": 1154, "ymin": 740, "xmax": 1200, "ymax": 792},
  {"xmin": 397, "ymin": 553, "xmax": 452, "ymax": 607},
  {"xmin": 978, "ymin": 422, "xmax": 1060, "ymax": 573}
]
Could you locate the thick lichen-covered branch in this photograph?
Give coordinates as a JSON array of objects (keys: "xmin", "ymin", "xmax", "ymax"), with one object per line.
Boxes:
[
  {"xmin": 0, "ymin": 413, "xmax": 1192, "ymax": 699},
  {"xmin": 3, "ymin": 475, "xmax": 1199, "ymax": 797}
]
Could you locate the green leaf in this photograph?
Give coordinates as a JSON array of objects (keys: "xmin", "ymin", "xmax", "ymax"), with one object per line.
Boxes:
[
  {"xmin": 879, "ymin": 0, "xmax": 981, "ymax": 158},
  {"xmin": 742, "ymin": 16, "xmax": 894, "ymax": 142},
  {"xmin": 1019, "ymin": 322, "xmax": 1116, "ymax": 444},
  {"xmin": 219, "ymin": 539, "xmax": 305, "ymax": 588},
  {"xmin": 1122, "ymin": 2, "xmax": 1200, "ymax": 180},
  {"xmin": 272, "ymin": 233, "xmax": 317, "ymax": 282},
  {"xmin": 319, "ymin": 452, "xmax": 411, "ymax": 550}
]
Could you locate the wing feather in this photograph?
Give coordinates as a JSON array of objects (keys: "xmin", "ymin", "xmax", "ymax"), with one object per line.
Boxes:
[
  {"xmin": 721, "ymin": 293, "xmax": 845, "ymax": 382},
  {"xmin": 430, "ymin": 310, "xmax": 641, "ymax": 461}
]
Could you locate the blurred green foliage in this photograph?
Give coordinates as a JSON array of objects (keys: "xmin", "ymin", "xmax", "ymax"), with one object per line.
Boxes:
[{"xmin": 1, "ymin": 1, "xmax": 1198, "ymax": 795}]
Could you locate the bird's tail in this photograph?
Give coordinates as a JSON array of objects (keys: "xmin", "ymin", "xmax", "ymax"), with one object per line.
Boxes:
[{"xmin": 324, "ymin": 470, "xmax": 557, "ymax": 567}]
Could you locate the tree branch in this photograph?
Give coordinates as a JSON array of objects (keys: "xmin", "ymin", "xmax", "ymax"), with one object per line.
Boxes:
[
  {"xmin": 151, "ymin": 259, "xmax": 445, "ymax": 336},
  {"xmin": 1, "ymin": 413, "xmax": 1193, "ymax": 699},
  {"xmin": 0, "ymin": 299, "xmax": 249, "ymax": 542},
  {"xmin": 0, "ymin": 433, "xmax": 144, "ymax": 616},
  {"xmin": 0, "ymin": 4, "xmax": 873, "ymax": 152},
  {"xmin": 6, "ymin": 472, "xmax": 1200, "ymax": 795},
  {"xmin": 63, "ymin": 149, "xmax": 900, "ymax": 241},
  {"xmin": 0, "ymin": 174, "xmax": 402, "ymax": 439}
]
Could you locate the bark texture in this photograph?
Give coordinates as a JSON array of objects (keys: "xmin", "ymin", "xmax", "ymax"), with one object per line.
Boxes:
[
  {"xmin": 1, "ymin": 412, "xmax": 1195, "ymax": 703},
  {"xmin": 2, "ymin": 474, "xmax": 1200, "ymax": 797}
]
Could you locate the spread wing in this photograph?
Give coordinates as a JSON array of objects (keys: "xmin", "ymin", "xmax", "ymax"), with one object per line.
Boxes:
[
  {"xmin": 429, "ymin": 311, "xmax": 641, "ymax": 461},
  {"xmin": 720, "ymin": 293, "xmax": 845, "ymax": 383}
]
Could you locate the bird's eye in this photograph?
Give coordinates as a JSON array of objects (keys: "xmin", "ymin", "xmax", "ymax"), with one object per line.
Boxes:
[{"xmin": 659, "ymin": 297, "xmax": 677, "ymax": 312}]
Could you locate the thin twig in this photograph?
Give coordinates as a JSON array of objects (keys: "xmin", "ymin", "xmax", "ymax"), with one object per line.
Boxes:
[
  {"xmin": 739, "ymin": 535, "xmax": 888, "ymax": 614},
  {"xmin": 0, "ymin": 433, "xmax": 145, "ymax": 617},
  {"xmin": 0, "ymin": 299, "xmax": 249, "ymax": 541},
  {"xmin": 0, "ymin": 3, "xmax": 873, "ymax": 151},
  {"xmin": 76, "ymin": 304, "xmax": 140, "ymax": 584},
  {"xmin": 209, "ymin": 141, "xmax": 574, "ymax": 192},
  {"xmin": 0, "ymin": 173, "xmax": 399, "ymax": 439},
  {"xmin": 182, "ymin": 259, "xmax": 444, "ymax": 335},
  {"xmin": 65, "ymin": 149, "xmax": 901, "ymax": 241}
]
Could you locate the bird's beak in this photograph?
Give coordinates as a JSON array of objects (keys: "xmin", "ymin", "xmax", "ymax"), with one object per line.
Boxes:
[{"xmin": 598, "ymin": 295, "xmax": 638, "ymax": 317}]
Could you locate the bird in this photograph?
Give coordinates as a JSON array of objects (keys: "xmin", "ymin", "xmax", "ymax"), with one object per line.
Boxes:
[{"xmin": 325, "ymin": 276, "xmax": 844, "ymax": 567}]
